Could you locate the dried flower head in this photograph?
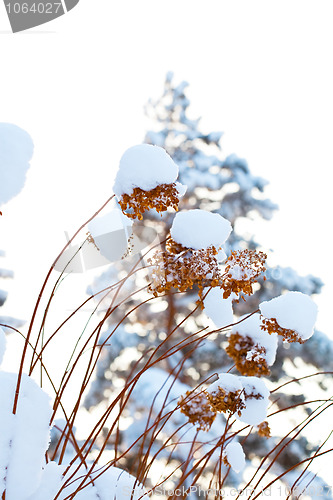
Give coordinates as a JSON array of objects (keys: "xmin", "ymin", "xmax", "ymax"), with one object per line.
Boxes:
[
  {"xmin": 226, "ymin": 332, "xmax": 270, "ymax": 376},
  {"xmin": 207, "ymin": 375, "xmax": 245, "ymax": 416},
  {"xmin": 148, "ymin": 238, "xmax": 222, "ymax": 298},
  {"xmin": 257, "ymin": 421, "xmax": 271, "ymax": 438},
  {"xmin": 207, "ymin": 386, "xmax": 245, "ymax": 416},
  {"xmin": 113, "ymin": 144, "xmax": 186, "ymax": 220},
  {"xmin": 222, "ymin": 249, "xmax": 267, "ymax": 299},
  {"xmin": 179, "ymin": 390, "xmax": 216, "ymax": 431},
  {"xmin": 259, "ymin": 292, "xmax": 318, "ymax": 343},
  {"xmin": 261, "ymin": 317, "xmax": 305, "ymax": 344},
  {"xmin": 118, "ymin": 182, "xmax": 182, "ymax": 220}
]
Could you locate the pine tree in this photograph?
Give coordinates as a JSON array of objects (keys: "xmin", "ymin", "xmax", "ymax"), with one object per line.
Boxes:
[{"xmin": 84, "ymin": 74, "xmax": 332, "ymax": 493}]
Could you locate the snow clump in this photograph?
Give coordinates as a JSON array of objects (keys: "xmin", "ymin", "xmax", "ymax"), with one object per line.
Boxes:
[
  {"xmin": 170, "ymin": 209, "xmax": 232, "ymax": 250},
  {"xmin": 223, "ymin": 441, "xmax": 246, "ymax": 473},
  {"xmin": 260, "ymin": 291, "xmax": 318, "ymax": 342}
]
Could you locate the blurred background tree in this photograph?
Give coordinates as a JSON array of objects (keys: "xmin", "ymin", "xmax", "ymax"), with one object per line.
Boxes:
[{"xmin": 84, "ymin": 74, "xmax": 333, "ymax": 494}]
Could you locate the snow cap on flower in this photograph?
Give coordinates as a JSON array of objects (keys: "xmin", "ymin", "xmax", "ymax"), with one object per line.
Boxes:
[
  {"xmin": 259, "ymin": 291, "xmax": 318, "ymax": 343},
  {"xmin": 203, "ymin": 287, "xmax": 234, "ymax": 329},
  {"xmin": 223, "ymin": 441, "xmax": 246, "ymax": 473},
  {"xmin": 226, "ymin": 313, "xmax": 278, "ymax": 376},
  {"xmin": 237, "ymin": 376, "xmax": 270, "ymax": 426},
  {"xmin": 113, "ymin": 144, "xmax": 186, "ymax": 220},
  {"xmin": 170, "ymin": 209, "xmax": 232, "ymax": 250},
  {"xmin": 207, "ymin": 373, "xmax": 245, "ymax": 415},
  {"xmin": 113, "ymin": 144, "xmax": 178, "ymax": 196},
  {"xmin": 0, "ymin": 327, "xmax": 6, "ymax": 366}
]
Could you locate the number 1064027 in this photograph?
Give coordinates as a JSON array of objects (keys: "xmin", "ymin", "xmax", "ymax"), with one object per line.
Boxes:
[{"xmin": 5, "ymin": 3, "xmax": 62, "ymax": 14}]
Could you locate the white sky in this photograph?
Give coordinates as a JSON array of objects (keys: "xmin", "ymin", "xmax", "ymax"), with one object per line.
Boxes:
[
  {"xmin": 1, "ymin": 0, "xmax": 332, "ymax": 333},
  {"xmin": 0, "ymin": 0, "xmax": 333, "ymax": 486}
]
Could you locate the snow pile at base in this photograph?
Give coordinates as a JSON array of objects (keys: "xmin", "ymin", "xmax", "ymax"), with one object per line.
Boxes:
[
  {"xmin": 203, "ymin": 288, "xmax": 234, "ymax": 329},
  {"xmin": 170, "ymin": 209, "xmax": 232, "ymax": 250},
  {"xmin": 29, "ymin": 462, "xmax": 148, "ymax": 500},
  {"xmin": 26, "ymin": 462, "xmax": 65, "ymax": 500},
  {"xmin": 0, "ymin": 123, "xmax": 34, "ymax": 206},
  {"xmin": 0, "ymin": 372, "xmax": 52, "ymax": 500},
  {"xmin": 113, "ymin": 144, "xmax": 184, "ymax": 196},
  {"xmin": 232, "ymin": 313, "xmax": 278, "ymax": 365},
  {"xmin": 223, "ymin": 442, "xmax": 246, "ymax": 473},
  {"xmin": 208, "ymin": 373, "xmax": 243, "ymax": 395},
  {"xmin": 237, "ymin": 376, "xmax": 270, "ymax": 426},
  {"xmin": 259, "ymin": 291, "xmax": 318, "ymax": 341},
  {"xmin": 0, "ymin": 327, "xmax": 6, "ymax": 365}
]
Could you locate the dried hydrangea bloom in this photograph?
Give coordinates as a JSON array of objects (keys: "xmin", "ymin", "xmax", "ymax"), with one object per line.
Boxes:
[
  {"xmin": 206, "ymin": 373, "xmax": 245, "ymax": 416},
  {"xmin": 226, "ymin": 333, "xmax": 270, "ymax": 377},
  {"xmin": 222, "ymin": 249, "xmax": 267, "ymax": 299},
  {"xmin": 179, "ymin": 390, "xmax": 216, "ymax": 431},
  {"xmin": 259, "ymin": 291, "xmax": 318, "ymax": 343},
  {"xmin": 226, "ymin": 314, "xmax": 278, "ymax": 376},
  {"xmin": 118, "ymin": 183, "xmax": 184, "ymax": 220},
  {"xmin": 149, "ymin": 210, "xmax": 232, "ymax": 298},
  {"xmin": 257, "ymin": 421, "xmax": 271, "ymax": 438},
  {"xmin": 148, "ymin": 238, "xmax": 223, "ymax": 297},
  {"xmin": 113, "ymin": 144, "xmax": 186, "ymax": 220}
]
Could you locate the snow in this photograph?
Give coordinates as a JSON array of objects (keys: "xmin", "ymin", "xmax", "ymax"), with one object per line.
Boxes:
[
  {"xmin": 26, "ymin": 462, "xmax": 65, "ymax": 500},
  {"xmin": 0, "ymin": 327, "xmax": 6, "ymax": 365},
  {"xmin": 231, "ymin": 313, "xmax": 278, "ymax": 366},
  {"xmin": 0, "ymin": 123, "xmax": 34, "ymax": 206},
  {"xmin": 0, "ymin": 372, "xmax": 52, "ymax": 500},
  {"xmin": 170, "ymin": 209, "xmax": 232, "ymax": 250},
  {"xmin": 88, "ymin": 209, "xmax": 133, "ymax": 238},
  {"xmin": 203, "ymin": 288, "xmax": 234, "ymax": 329},
  {"xmin": 39, "ymin": 463, "xmax": 148, "ymax": 500},
  {"xmin": 223, "ymin": 441, "xmax": 246, "ymax": 473},
  {"xmin": 237, "ymin": 376, "xmax": 270, "ymax": 426},
  {"xmin": 208, "ymin": 372, "xmax": 243, "ymax": 395},
  {"xmin": 259, "ymin": 291, "xmax": 318, "ymax": 341},
  {"xmin": 113, "ymin": 144, "xmax": 180, "ymax": 196}
]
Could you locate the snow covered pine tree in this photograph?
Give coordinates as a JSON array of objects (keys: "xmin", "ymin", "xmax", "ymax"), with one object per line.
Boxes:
[{"xmin": 84, "ymin": 75, "xmax": 333, "ymax": 497}]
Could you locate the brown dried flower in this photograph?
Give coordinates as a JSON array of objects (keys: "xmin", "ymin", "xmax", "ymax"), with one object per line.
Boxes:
[
  {"xmin": 179, "ymin": 391, "xmax": 217, "ymax": 431},
  {"xmin": 222, "ymin": 249, "xmax": 267, "ymax": 299},
  {"xmin": 148, "ymin": 238, "xmax": 222, "ymax": 298},
  {"xmin": 118, "ymin": 183, "xmax": 181, "ymax": 220},
  {"xmin": 226, "ymin": 332, "xmax": 270, "ymax": 377},
  {"xmin": 207, "ymin": 386, "xmax": 245, "ymax": 416},
  {"xmin": 261, "ymin": 317, "xmax": 305, "ymax": 344},
  {"xmin": 257, "ymin": 421, "xmax": 271, "ymax": 438}
]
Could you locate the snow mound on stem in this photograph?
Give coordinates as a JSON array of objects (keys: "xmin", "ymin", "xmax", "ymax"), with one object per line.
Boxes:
[
  {"xmin": 259, "ymin": 291, "xmax": 318, "ymax": 341},
  {"xmin": 170, "ymin": 209, "xmax": 232, "ymax": 250},
  {"xmin": 223, "ymin": 441, "xmax": 246, "ymax": 473},
  {"xmin": 0, "ymin": 372, "xmax": 51, "ymax": 500},
  {"xmin": 113, "ymin": 144, "xmax": 180, "ymax": 196}
]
